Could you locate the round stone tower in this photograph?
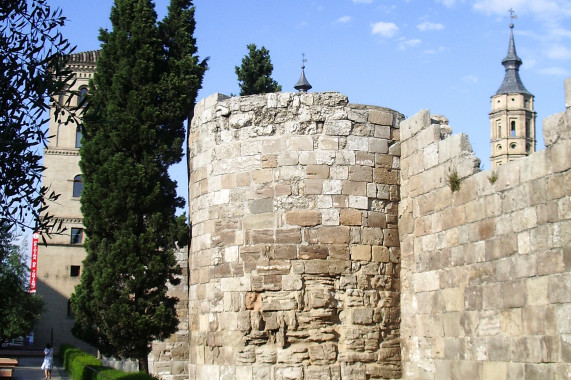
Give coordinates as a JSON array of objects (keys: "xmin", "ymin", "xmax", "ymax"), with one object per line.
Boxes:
[{"xmin": 188, "ymin": 92, "xmax": 403, "ymax": 379}]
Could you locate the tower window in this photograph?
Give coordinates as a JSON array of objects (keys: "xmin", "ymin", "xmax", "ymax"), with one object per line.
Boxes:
[
  {"xmin": 510, "ymin": 143, "xmax": 516, "ymax": 149},
  {"xmin": 73, "ymin": 175, "xmax": 83, "ymax": 197},
  {"xmin": 75, "ymin": 125, "xmax": 83, "ymax": 148},
  {"xmin": 70, "ymin": 265, "xmax": 80, "ymax": 277},
  {"xmin": 78, "ymin": 86, "xmax": 88, "ymax": 107},
  {"xmin": 510, "ymin": 121, "xmax": 516, "ymax": 136},
  {"xmin": 70, "ymin": 228, "xmax": 83, "ymax": 244},
  {"xmin": 497, "ymin": 120, "xmax": 502, "ymax": 138},
  {"xmin": 525, "ymin": 119, "xmax": 531, "ymax": 138}
]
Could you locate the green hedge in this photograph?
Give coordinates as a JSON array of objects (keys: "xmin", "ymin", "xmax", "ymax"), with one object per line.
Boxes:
[{"xmin": 59, "ymin": 345, "xmax": 157, "ymax": 380}]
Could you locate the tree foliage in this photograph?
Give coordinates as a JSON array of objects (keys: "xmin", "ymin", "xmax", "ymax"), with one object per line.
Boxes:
[
  {"xmin": 235, "ymin": 43, "xmax": 282, "ymax": 96},
  {"xmin": 70, "ymin": 0, "xmax": 205, "ymax": 372},
  {"xmin": 0, "ymin": 223, "xmax": 44, "ymax": 343},
  {"xmin": 0, "ymin": 0, "xmax": 76, "ymax": 235}
]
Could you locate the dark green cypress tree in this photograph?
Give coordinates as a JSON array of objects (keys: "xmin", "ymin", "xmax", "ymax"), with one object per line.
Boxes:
[
  {"xmin": 70, "ymin": 0, "xmax": 206, "ymax": 373},
  {"xmin": 235, "ymin": 44, "xmax": 282, "ymax": 95}
]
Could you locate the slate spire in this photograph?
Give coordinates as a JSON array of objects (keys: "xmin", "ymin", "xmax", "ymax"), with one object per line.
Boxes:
[
  {"xmin": 294, "ymin": 54, "xmax": 312, "ymax": 93},
  {"xmin": 495, "ymin": 21, "xmax": 531, "ymax": 95}
]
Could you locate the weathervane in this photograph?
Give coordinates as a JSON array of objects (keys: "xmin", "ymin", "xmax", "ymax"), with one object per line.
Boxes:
[
  {"xmin": 294, "ymin": 53, "xmax": 312, "ymax": 93},
  {"xmin": 508, "ymin": 8, "xmax": 517, "ymax": 28}
]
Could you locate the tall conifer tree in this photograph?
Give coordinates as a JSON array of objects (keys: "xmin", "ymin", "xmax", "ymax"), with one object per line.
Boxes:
[
  {"xmin": 70, "ymin": 0, "xmax": 206, "ymax": 372},
  {"xmin": 235, "ymin": 44, "xmax": 281, "ymax": 95}
]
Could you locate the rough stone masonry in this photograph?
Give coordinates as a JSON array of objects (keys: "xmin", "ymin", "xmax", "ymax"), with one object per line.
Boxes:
[{"xmin": 187, "ymin": 92, "xmax": 404, "ymax": 379}]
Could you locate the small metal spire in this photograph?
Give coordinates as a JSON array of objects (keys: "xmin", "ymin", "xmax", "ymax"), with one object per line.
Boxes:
[
  {"xmin": 294, "ymin": 53, "xmax": 312, "ymax": 93},
  {"xmin": 495, "ymin": 10, "xmax": 531, "ymax": 96}
]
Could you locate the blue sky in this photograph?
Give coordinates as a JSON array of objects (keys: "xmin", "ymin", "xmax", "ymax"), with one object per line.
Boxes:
[{"xmin": 49, "ymin": 0, "xmax": 571, "ymax": 209}]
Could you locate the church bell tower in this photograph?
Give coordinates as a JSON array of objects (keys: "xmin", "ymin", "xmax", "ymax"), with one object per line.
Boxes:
[{"xmin": 490, "ymin": 19, "xmax": 536, "ymax": 169}]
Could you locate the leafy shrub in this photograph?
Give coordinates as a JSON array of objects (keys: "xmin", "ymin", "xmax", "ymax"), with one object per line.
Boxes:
[{"xmin": 59, "ymin": 345, "xmax": 156, "ymax": 380}]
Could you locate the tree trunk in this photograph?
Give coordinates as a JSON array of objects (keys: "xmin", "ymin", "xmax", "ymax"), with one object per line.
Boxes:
[{"xmin": 139, "ymin": 356, "xmax": 149, "ymax": 374}]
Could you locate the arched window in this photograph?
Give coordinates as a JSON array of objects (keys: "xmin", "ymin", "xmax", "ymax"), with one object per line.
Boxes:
[
  {"xmin": 78, "ymin": 86, "xmax": 88, "ymax": 107},
  {"xmin": 75, "ymin": 125, "xmax": 83, "ymax": 148},
  {"xmin": 73, "ymin": 175, "xmax": 83, "ymax": 197},
  {"xmin": 497, "ymin": 121, "xmax": 502, "ymax": 138}
]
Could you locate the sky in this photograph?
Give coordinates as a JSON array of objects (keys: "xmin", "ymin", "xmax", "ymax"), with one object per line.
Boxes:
[{"xmin": 48, "ymin": 0, "xmax": 571, "ymax": 211}]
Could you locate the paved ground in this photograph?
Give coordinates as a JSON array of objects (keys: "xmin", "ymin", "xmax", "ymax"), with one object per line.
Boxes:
[{"xmin": 10, "ymin": 356, "xmax": 69, "ymax": 380}]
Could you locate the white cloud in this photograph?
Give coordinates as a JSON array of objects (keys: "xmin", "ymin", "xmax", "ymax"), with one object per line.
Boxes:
[
  {"xmin": 435, "ymin": 0, "xmax": 458, "ymax": 7},
  {"xmin": 353, "ymin": 0, "xmax": 373, "ymax": 3},
  {"xmin": 462, "ymin": 75, "xmax": 478, "ymax": 83},
  {"xmin": 539, "ymin": 66, "xmax": 570, "ymax": 76},
  {"xmin": 336, "ymin": 16, "xmax": 352, "ymax": 24},
  {"xmin": 371, "ymin": 21, "xmax": 399, "ymax": 37},
  {"xmin": 398, "ymin": 39, "xmax": 422, "ymax": 49},
  {"xmin": 417, "ymin": 21, "xmax": 444, "ymax": 31},
  {"xmin": 424, "ymin": 46, "xmax": 446, "ymax": 55},
  {"xmin": 545, "ymin": 44, "xmax": 571, "ymax": 60}
]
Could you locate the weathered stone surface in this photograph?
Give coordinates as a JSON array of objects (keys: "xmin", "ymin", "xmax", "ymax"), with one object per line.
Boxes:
[{"xmin": 399, "ymin": 91, "xmax": 571, "ymax": 380}]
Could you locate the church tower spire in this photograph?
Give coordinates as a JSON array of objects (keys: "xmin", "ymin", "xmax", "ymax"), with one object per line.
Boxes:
[{"xmin": 490, "ymin": 11, "xmax": 536, "ymax": 169}]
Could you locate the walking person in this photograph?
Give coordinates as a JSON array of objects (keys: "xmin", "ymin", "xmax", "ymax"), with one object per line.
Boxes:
[{"xmin": 41, "ymin": 343, "xmax": 53, "ymax": 379}]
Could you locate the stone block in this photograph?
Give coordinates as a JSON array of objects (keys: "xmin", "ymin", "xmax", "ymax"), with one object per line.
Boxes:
[
  {"xmin": 348, "ymin": 165, "xmax": 373, "ymax": 182},
  {"xmin": 368, "ymin": 138, "xmax": 389, "ymax": 154},
  {"xmin": 367, "ymin": 212, "xmax": 387, "ymax": 228},
  {"xmin": 369, "ymin": 110, "xmax": 394, "ymax": 126},
  {"xmin": 274, "ymin": 245, "xmax": 297, "ymax": 260},
  {"xmin": 348, "ymin": 195, "xmax": 368, "ymax": 209},
  {"xmin": 341, "ymin": 180, "xmax": 367, "ymax": 196},
  {"xmin": 321, "ymin": 209, "xmax": 340, "ymax": 226},
  {"xmin": 442, "ymin": 287, "xmax": 464, "ymax": 312},
  {"xmin": 383, "ymin": 228, "xmax": 399, "ymax": 247},
  {"xmin": 244, "ymin": 213, "xmax": 275, "ymax": 230},
  {"xmin": 261, "ymin": 291, "xmax": 298, "ymax": 311},
  {"xmin": 351, "ymin": 308, "xmax": 374, "ymax": 325},
  {"xmin": 299, "ymin": 245, "xmax": 329, "ymax": 260},
  {"xmin": 247, "ymin": 229, "xmax": 274, "ymax": 244},
  {"xmin": 372, "ymin": 246, "xmax": 390, "ymax": 263},
  {"xmin": 276, "ymin": 228, "xmax": 302, "ymax": 244},
  {"xmin": 414, "ymin": 271, "xmax": 440, "ymax": 292},
  {"xmin": 548, "ymin": 273, "xmax": 571, "ymax": 303},
  {"xmin": 261, "ymin": 154, "xmax": 278, "ymax": 169},
  {"xmin": 220, "ymin": 276, "xmax": 251, "ymax": 293},
  {"xmin": 362, "ymin": 228, "xmax": 383, "ymax": 245},
  {"xmin": 318, "ymin": 226, "xmax": 350, "ymax": 244},
  {"xmin": 286, "ymin": 210, "xmax": 321, "ymax": 226},
  {"xmin": 373, "ymin": 168, "xmax": 399, "ymax": 185},
  {"xmin": 483, "ymin": 362, "xmax": 508, "ymax": 380},
  {"xmin": 323, "ymin": 179, "xmax": 343, "ymax": 195},
  {"xmin": 318, "ymin": 136, "xmax": 339, "ymax": 150},
  {"xmin": 306, "ymin": 165, "xmax": 330, "ymax": 179},
  {"xmin": 304, "ymin": 260, "xmax": 330, "ymax": 275},
  {"xmin": 324, "ymin": 120, "xmax": 352, "ymax": 136},
  {"xmin": 304, "ymin": 179, "xmax": 324, "ymax": 195},
  {"xmin": 252, "ymin": 168, "xmax": 274, "ymax": 184},
  {"xmin": 351, "ymin": 245, "xmax": 371, "ymax": 261},
  {"xmin": 330, "ymin": 244, "xmax": 350, "ymax": 260}
]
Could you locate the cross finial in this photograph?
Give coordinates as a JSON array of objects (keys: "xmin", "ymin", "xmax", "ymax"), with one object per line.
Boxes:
[
  {"xmin": 508, "ymin": 8, "xmax": 517, "ymax": 28},
  {"xmin": 301, "ymin": 53, "xmax": 307, "ymax": 69}
]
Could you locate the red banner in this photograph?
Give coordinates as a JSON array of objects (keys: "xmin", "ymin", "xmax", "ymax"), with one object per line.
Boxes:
[{"xmin": 29, "ymin": 232, "xmax": 39, "ymax": 293}]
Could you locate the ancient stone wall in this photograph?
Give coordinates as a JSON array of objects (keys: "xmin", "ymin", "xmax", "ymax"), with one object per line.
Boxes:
[
  {"xmin": 188, "ymin": 92, "xmax": 403, "ymax": 379},
  {"xmin": 399, "ymin": 97, "xmax": 570, "ymax": 377},
  {"xmin": 149, "ymin": 247, "xmax": 191, "ymax": 380}
]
